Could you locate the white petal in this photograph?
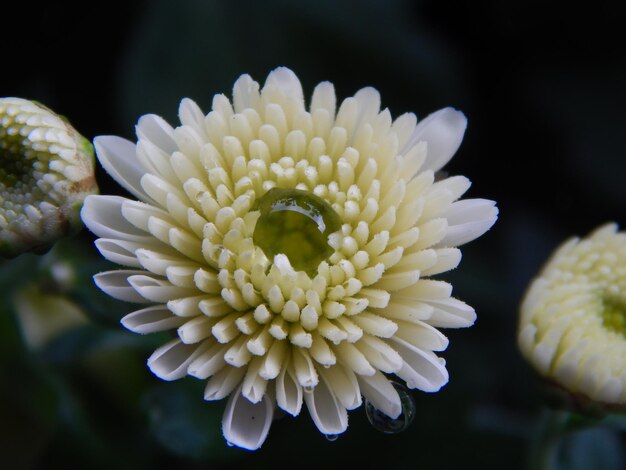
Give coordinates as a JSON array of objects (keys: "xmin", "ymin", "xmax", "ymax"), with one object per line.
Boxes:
[
  {"xmin": 232, "ymin": 74, "xmax": 261, "ymax": 113},
  {"xmin": 390, "ymin": 336, "xmax": 449, "ymax": 392},
  {"xmin": 402, "ymin": 108, "xmax": 467, "ymax": 172},
  {"xmin": 357, "ymin": 370, "xmax": 401, "ymax": 419},
  {"xmin": 443, "ymin": 198, "xmax": 498, "ymax": 225},
  {"xmin": 438, "ymin": 199, "xmax": 498, "ymax": 247},
  {"xmin": 427, "ymin": 297, "xmax": 477, "ymax": 328},
  {"xmin": 178, "ymin": 98, "xmax": 207, "ymax": 135},
  {"xmin": 204, "ymin": 365, "xmax": 246, "ymax": 401},
  {"xmin": 353, "ymin": 87, "xmax": 381, "ymax": 130},
  {"xmin": 136, "ymin": 114, "xmax": 177, "ymax": 155},
  {"xmin": 304, "ymin": 372, "xmax": 348, "ymax": 436},
  {"xmin": 310, "ymin": 81, "xmax": 336, "ymax": 118},
  {"xmin": 188, "ymin": 342, "xmax": 228, "ymax": 379},
  {"xmin": 264, "ymin": 67, "xmax": 304, "ymax": 103},
  {"xmin": 127, "ymin": 274, "xmax": 197, "ymax": 303},
  {"xmin": 292, "ymin": 348, "xmax": 319, "ymax": 389},
  {"xmin": 94, "ymin": 238, "xmax": 141, "ymax": 267},
  {"xmin": 120, "ymin": 199, "xmax": 175, "ymax": 233},
  {"xmin": 319, "ymin": 365, "xmax": 361, "ymax": 410},
  {"xmin": 438, "ymin": 217, "xmax": 498, "ymax": 248},
  {"xmin": 357, "ymin": 334, "xmax": 403, "ymax": 373},
  {"xmin": 81, "ymin": 195, "xmax": 147, "ymax": 241},
  {"xmin": 393, "ymin": 320, "xmax": 449, "ymax": 352},
  {"xmin": 147, "ymin": 338, "xmax": 200, "ymax": 381},
  {"xmin": 276, "ymin": 359, "xmax": 303, "ymax": 416},
  {"xmin": 121, "ymin": 305, "xmax": 185, "ymax": 334},
  {"xmin": 222, "ymin": 384, "xmax": 273, "ymax": 450},
  {"xmin": 240, "ymin": 358, "xmax": 268, "ymax": 403},
  {"xmin": 94, "ymin": 136, "xmax": 149, "ymax": 201},
  {"xmin": 93, "ymin": 270, "xmax": 150, "ymax": 303},
  {"xmin": 392, "ymin": 112, "xmax": 418, "ymax": 151}
]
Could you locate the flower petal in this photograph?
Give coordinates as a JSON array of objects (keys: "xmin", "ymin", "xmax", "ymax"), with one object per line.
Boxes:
[
  {"xmin": 389, "ymin": 336, "xmax": 449, "ymax": 392},
  {"xmin": 319, "ymin": 365, "xmax": 361, "ymax": 410},
  {"xmin": 178, "ymin": 97, "xmax": 208, "ymax": 137},
  {"xmin": 94, "ymin": 238, "xmax": 142, "ymax": 267},
  {"xmin": 232, "ymin": 74, "xmax": 261, "ymax": 113},
  {"xmin": 222, "ymin": 383, "xmax": 273, "ymax": 450},
  {"xmin": 127, "ymin": 274, "xmax": 198, "ymax": 303},
  {"xmin": 94, "ymin": 136, "xmax": 149, "ymax": 201},
  {"xmin": 82, "ymin": 195, "xmax": 148, "ymax": 241},
  {"xmin": 357, "ymin": 370, "xmax": 402, "ymax": 419},
  {"xmin": 304, "ymin": 371, "xmax": 348, "ymax": 435},
  {"xmin": 121, "ymin": 305, "xmax": 185, "ymax": 334},
  {"xmin": 147, "ymin": 338, "xmax": 201, "ymax": 381},
  {"xmin": 264, "ymin": 67, "xmax": 304, "ymax": 104},
  {"xmin": 402, "ymin": 107, "xmax": 467, "ymax": 172},
  {"xmin": 276, "ymin": 358, "xmax": 303, "ymax": 416},
  {"xmin": 426, "ymin": 297, "xmax": 477, "ymax": 328},
  {"xmin": 204, "ymin": 366, "xmax": 246, "ymax": 401},
  {"xmin": 136, "ymin": 113, "xmax": 177, "ymax": 155},
  {"xmin": 93, "ymin": 270, "xmax": 151, "ymax": 303},
  {"xmin": 438, "ymin": 198, "xmax": 498, "ymax": 247}
]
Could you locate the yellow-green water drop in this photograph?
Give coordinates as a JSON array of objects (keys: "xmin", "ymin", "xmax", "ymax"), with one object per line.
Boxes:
[{"xmin": 253, "ymin": 188, "xmax": 341, "ymax": 273}]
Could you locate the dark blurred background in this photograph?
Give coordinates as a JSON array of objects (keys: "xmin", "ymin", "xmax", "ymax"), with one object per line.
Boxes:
[{"xmin": 2, "ymin": 1, "xmax": 626, "ymax": 468}]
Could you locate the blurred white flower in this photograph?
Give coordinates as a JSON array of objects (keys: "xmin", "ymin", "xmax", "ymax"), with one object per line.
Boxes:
[
  {"xmin": 0, "ymin": 98, "xmax": 98, "ymax": 258},
  {"xmin": 519, "ymin": 223, "xmax": 626, "ymax": 406},
  {"xmin": 81, "ymin": 67, "xmax": 497, "ymax": 449}
]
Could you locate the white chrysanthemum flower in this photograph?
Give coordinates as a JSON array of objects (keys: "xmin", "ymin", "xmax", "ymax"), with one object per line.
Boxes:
[
  {"xmin": 0, "ymin": 98, "xmax": 98, "ymax": 258},
  {"xmin": 81, "ymin": 67, "xmax": 497, "ymax": 450},
  {"xmin": 519, "ymin": 223, "xmax": 626, "ymax": 406}
]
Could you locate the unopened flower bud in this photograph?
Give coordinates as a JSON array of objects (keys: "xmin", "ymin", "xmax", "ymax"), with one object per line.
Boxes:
[{"xmin": 0, "ymin": 98, "xmax": 98, "ymax": 258}]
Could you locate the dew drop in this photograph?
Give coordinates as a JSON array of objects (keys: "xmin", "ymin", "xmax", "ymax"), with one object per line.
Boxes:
[
  {"xmin": 253, "ymin": 187, "xmax": 341, "ymax": 273},
  {"xmin": 303, "ymin": 385, "xmax": 315, "ymax": 394},
  {"xmin": 325, "ymin": 434, "xmax": 338, "ymax": 442},
  {"xmin": 365, "ymin": 381, "xmax": 416, "ymax": 434}
]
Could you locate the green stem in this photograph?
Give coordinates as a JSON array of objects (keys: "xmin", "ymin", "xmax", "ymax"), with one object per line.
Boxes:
[{"xmin": 529, "ymin": 408, "xmax": 569, "ymax": 470}]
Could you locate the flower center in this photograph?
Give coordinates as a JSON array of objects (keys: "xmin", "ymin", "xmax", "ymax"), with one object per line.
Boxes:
[
  {"xmin": 253, "ymin": 187, "xmax": 341, "ymax": 273},
  {"xmin": 601, "ymin": 295, "xmax": 626, "ymax": 336}
]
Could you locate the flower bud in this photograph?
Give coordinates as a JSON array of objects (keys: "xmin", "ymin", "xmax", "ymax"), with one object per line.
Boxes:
[
  {"xmin": 0, "ymin": 98, "xmax": 98, "ymax": 257},
  {"xmin": 519, "ymin": 223, "xmax": 626, "ymax": 410}
]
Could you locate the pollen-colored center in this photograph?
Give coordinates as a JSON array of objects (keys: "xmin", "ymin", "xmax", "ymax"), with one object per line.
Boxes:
[
  {"xmin": 253, "ymin": 187, "xmax": 341, "ymax": 273},
  {"xmin": 601, "ymin": 296, "xmax": 626, "ymax": 336}
]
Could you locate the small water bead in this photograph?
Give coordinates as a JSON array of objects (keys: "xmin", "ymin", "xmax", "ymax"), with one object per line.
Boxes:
[
  {"xmin": 325, "ymin": 434, "xmax": 338, "ymax": 442},
  {"xmin": 253, "ymin": 188, "xmax": 341, "ymax": 273},
  {"xmin": 365, "ymin": 381, "xmax": 416, "ymax": 434}
]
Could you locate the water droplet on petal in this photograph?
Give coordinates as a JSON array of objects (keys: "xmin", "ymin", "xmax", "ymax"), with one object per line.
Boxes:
[
  {"xmin": 365, "ymin": 381, "xmax": 416, "ymax": 434},
  {"xmin": 253, "ymin": 188, "xmax": 341, "ymax": 272},
  {"xmin": 325, "ymin": 434, "xmax": 338, "ymax": 442},
  {"xmin": 303, "ymin": 385, "xmax": 315, "ymax": 394}
]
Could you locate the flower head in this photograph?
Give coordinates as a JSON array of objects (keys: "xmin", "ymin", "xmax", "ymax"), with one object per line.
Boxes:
[
  {"xmin": 0, "ymin": 98, "xmax": 98, "ymax": 258},
  {"xmin": 81, "ymin": 67, "xmax": 497, "ymax": 449},
  {"xmin": 519, "ymin": 223, "xmax": 626, "ymax": 407}
]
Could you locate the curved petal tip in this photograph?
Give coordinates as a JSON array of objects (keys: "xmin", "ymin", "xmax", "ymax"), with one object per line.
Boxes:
[{"xmin": 222, "ymin": 387, "xmax": 274, "ymax": 450}]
